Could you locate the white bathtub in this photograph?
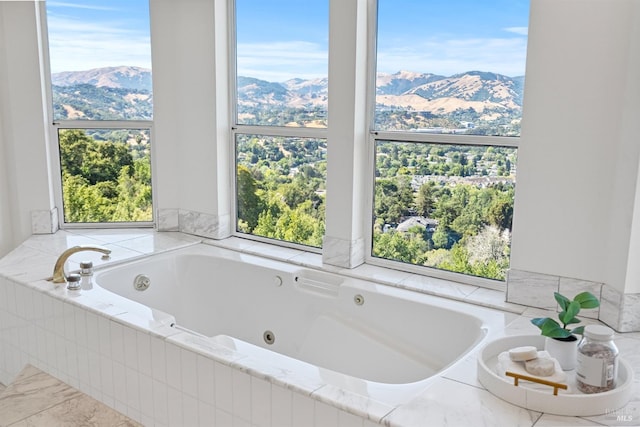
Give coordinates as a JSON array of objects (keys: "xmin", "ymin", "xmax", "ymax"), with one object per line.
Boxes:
[{"xmin": 92, "ymin": 243, "xmax": 497, "ymax": 405}]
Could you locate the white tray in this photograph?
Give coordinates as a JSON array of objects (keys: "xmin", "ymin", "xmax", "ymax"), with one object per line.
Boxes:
[{"xmin": 477, "ymin": 335, "xmax": 634, "ymax": 416}]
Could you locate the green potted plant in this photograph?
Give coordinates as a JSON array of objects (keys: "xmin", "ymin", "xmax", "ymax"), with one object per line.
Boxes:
[{"xmin": 531, "ymin": 291, "xmax": 600, "ymax": 370}]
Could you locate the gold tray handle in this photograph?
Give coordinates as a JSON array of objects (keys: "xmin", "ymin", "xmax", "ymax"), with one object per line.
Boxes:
[{"xmin": 505, "ymin": 371, "xmax": 568, "ymax": 396}]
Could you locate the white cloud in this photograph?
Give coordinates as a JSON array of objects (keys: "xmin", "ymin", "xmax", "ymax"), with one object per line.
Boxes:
[
  {"xmin": 237, "ymin": 41, "xmax": 327, "ymax": 81},
  {"xmin": 376, "ymin": 36, "xmax": 528, "ymax": 77},
  {"xmin": 237, "ymin": 35, "xmax": 527, "ymax": 82},
  {"xmin": 47, "ymin": 15, "xmax": 151, "ymax": 72},
  {"xmin": 504, "ymin": 26, "xmax": 528, "ymax": 36},
  {"xmin": 47, "ymin": 1, "xmax": 116, "ymax": 11}
]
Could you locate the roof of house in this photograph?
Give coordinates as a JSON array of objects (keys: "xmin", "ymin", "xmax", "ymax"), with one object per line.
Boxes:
[{"xmin": 396, "ymin": 216, "xmax": 439, "ymax": 232}]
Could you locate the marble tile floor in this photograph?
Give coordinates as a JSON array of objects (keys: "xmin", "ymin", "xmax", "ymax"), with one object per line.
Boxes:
[{"xmin": 0, "ymin": 365, "xmax": 140, "ymax": 426}]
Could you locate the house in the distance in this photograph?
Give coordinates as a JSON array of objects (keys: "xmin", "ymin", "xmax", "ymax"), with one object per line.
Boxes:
[{"xmin": 396, "ymin": 216, "xmax": 439, "ymax": 233}]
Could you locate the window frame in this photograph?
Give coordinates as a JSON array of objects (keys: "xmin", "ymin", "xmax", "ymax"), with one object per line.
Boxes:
[
  {"xmin": 39, "ymin": 2, "xmax": 156, "ymax": 230},
  {"xmin": 51, "ymin": 120, "xmax": 156, "ymax": 229},
  {"xmin": 229, "ymin": 0, "xmax": 328, "ymax": 253},
  {"xmin": 364, "ymin": 133, "xmax": 518, "ymax": 290},
  {"xmin": 363, "ymin": 0, "xmax": 522, "ymax": 289}
]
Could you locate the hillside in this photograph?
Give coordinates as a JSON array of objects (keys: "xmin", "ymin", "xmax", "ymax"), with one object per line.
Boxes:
[
  {"xmin": 52, "ymin": 66, "xmax": 152, "ymax": 91},
  {"xmin": 51, "ymin": 67, "xmax": 523, "ymax": 133}
]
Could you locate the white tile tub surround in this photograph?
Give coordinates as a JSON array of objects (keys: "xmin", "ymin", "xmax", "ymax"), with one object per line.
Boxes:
[
  {"xmin": 159, "ymin": 208, "xmax": 233, "ymax": 239},
  {"xmin": 322, "ymin": 235, "xmax": 366, "ymax": 269},
  {"xmin": 179, "ymin": 209, "xmax": 232, "ymax": 240},
  {"xmin": 558, "ymin": 277, "xmax": 603, "ymax": 320},
  {"xmin": 156, "ymin": 208, "xmax": 180, "ymax": 232},
  {"xmin": 0, "ymin": 230, "xmax": 637, "ymax": 427},
  {"xmin": 507, "ymin": 268, "xmax": 640, "ymax": 332},
  {"xmin": 506, "ymin": 269, "xmax": 560, "ymax": 310},
  {"xmin": 618, "ymin": 292, "xmax": 640, "ymax": 333},
  {"xmin": 31, "ymin": 208, "xmax": 59, "ymax": 235}
]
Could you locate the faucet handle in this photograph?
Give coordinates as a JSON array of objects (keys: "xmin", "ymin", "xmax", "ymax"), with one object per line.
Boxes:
[
  {"xmin": 80, "ymin": 261, "xmax": 94, "ymax": 276},
  {"xmin": 66, "ymin": 273, "xmax": 82, "ymax": 290}
]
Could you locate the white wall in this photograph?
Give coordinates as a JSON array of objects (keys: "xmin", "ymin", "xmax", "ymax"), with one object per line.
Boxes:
[
  {"xmin": 323, "ymin": 0, "xmax": 369, "ymax": 266},
  {"xmin": 0, "ymin": 4, "xmax": 14, "ymax": 257},
  {"xmin": 150, "ymin": 0, "xmax": 230, "ymax": 228},
  {"xmin": 0, "ymin": 2, "xmax": 53, "ymax": 255},
  {"xmin": 511, "ymin": 0, "xmax": 640, "ymax": 294},
  {"xmin": 620, "ymin": 1, "xmax": 640, "ymax": 294},
  {"xmin": 0, "ymin": 109, "xmax": 13, "ymax": 258}
]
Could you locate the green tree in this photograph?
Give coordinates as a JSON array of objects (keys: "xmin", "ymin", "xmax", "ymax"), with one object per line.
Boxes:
[
  {"xmin": 59, "ymin": 129, "xmax": 151, "ymax": 223},
  {"xmin": 415, "ymin": 181, "xmax": 435, "ymax": 217},
  {"xmin": 62, "ymin": 172, "xmax": 114, "ymax": 222},
  {"xmin": 373, "ymin": 230, "xmax": 428, "ymax": 264},
  {"xmin": 59, "ymin": 129, "xmax": 133, "ymax": 185},
  {"xmin": 374, "ymin": 176, "xmax": 413, "ymax": 224},
  {"xmin": 236, "ymin": 165, "xmax": 265, "ymax": 231},
  {"xmin": 112, "ymin": 162, "xmax": 153, "ymax": 221},
  {"xmin": 431, "ymin": 227, "xmax": 450, "ymax": 249},
  {"xmin": 487, "ymin": 191, "xmax": 514, "ymax": 230}
]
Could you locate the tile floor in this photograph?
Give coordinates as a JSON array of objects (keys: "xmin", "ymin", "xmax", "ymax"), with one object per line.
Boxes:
[{"xmin": 0, "ymin": 365, "xmax": 140, "ymax": 426}]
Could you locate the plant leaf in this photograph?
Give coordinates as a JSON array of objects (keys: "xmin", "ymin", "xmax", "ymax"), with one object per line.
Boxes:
[
  {"xmin": 565, "ymin": 317, "xmax": 581, "ymax": 325},
  {"xmin": 574, "ymin": 291, "xmax": 600, "ymax": 309},
  {"xmin": 571, "ymin": 326, "xmax": 586, "ymax": 336},
  {"xmin": 559, "ymin": 300, "xmax": 580, "ymax": 325},
  {"xmin": 554, "ymin": 292, "xmax": 570, "ymax": 311},
  {"xmin": 542, "ymin": 321, "xmax": 572, "ymax": 338},
  {"xmin": 531, "ymin": 317, "xmax": 572, "ymax": 338},
  {"xmin": 531, "ymin": 317, "xmax": 553, "ymax": 329}
]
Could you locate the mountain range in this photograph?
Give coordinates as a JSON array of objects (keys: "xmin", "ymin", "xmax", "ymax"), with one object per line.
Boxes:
[
  {"xmin": 52, "ymin": 66, "xmax": 152, "ymax": 91},
  {"xmin": 51, "ymin": 66, "xmax": 523, "ymax": 122}
]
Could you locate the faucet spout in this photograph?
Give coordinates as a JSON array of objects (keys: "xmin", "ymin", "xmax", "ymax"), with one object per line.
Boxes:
[{"xmin": 49, "ymin": 245, "xmax": 112, "ymax": 283}]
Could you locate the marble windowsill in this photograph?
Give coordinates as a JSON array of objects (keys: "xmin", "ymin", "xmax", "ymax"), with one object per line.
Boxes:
[{"xmin": 0, "ymin": 365, "xmax": 140, "ymax": 426}]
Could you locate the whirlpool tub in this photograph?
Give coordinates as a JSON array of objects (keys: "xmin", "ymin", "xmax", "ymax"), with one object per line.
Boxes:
[{"xmin": 92, "ymin": 243, "xmax": 502, "ymax": 405}]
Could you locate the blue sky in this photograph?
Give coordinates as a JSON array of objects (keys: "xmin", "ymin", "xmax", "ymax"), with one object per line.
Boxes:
[
  {"xmin": 46, "ymin": 0, "xmax": 152, "ymax": 73},
  {"xmin": 47, "ymin": 0, "xmax": 529, "ymax": 79}
]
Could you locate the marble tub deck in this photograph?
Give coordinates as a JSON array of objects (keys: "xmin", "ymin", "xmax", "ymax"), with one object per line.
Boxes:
[
  {"xmin": 0, "ymin": 229, "xmax": 639, "ymax": 426},
  {"xmin": 0, "ymin": 365, "xmax": 140, "ymax": 426}
]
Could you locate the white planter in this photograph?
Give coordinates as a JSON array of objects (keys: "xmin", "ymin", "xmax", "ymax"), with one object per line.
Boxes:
[{"xmin": 545, "ymin": 336, "xmax": 578, "ymax": 370}]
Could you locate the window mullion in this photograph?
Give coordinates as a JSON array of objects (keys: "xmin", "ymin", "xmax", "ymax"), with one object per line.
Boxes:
[
  {"xmin": 53, "ymin": 120, "xmax": 153, "ymax": 130},
  {"xmin": 372, "ymin": 131, "xmax": 519, "ymax": 149}
]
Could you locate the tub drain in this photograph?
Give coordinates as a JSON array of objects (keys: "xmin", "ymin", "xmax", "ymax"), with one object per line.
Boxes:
[{"xmin": 263, "ymin": 330, "xmax": 275, "ymax": 345}]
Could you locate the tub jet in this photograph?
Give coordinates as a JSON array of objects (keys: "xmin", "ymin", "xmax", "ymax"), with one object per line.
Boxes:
[
  {"xmin": 263, "ymin": 330, "xmax": 275, "ymax": 345},
  {"xmin": 133, "ymin": 274, "xmax": 151, "ymax": 291}
]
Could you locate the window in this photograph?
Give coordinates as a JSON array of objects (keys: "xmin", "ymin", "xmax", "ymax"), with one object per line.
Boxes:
[
  {"xmin": 233, "ymin": 0, "xmax": 328, "ymax": 248},
  {"xmin": 46, "ymin": 0, "xmax": 154, "ymax": 225},
  {"xmin": 371, "ymin": 0, "xmax": 528, "ymax": 281}
]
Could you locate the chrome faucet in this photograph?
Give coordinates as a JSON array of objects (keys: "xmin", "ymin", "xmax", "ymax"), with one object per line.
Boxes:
[{"xmin": 49, "ymin": 245, "xmax": 112, "ymax": 284}]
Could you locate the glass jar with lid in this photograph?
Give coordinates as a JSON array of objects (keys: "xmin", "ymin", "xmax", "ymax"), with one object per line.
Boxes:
[{"xmin": 576, "ymin": 324, "xmax": 618, "ymax": 393}]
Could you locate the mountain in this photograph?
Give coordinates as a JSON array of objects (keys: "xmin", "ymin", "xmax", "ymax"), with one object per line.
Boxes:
[
  {"xmin": 237, "ymin": 76, "xmax": 289, "ymax": 105},
  {"xmin": 50, "ymin": 67, "xmax": 523, "ymax": 130},
  {"xmin": 407, "ymin": 71, "xmax": 521, "ymax": 108},
  {"xmin": 52, "ymin": 84, "xmax": 152, "ymax": 120},
  {"xmin": 375, "ymin": 70, "xmax": 523, "ymax": 115},
  {"xmin": 376, "ymin": 70, "xmax": 444, "ymax": 95},
  {"xmin": 237, "ymin": 76, "xmax": 328, "ymax": 108},
  {"xmin": 52, "ymin": 66, "xmax": 152, "ymax": 91},
  {"xmin": 236, "ymin": 70, "xmax": 522, "ymax": 114}
]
